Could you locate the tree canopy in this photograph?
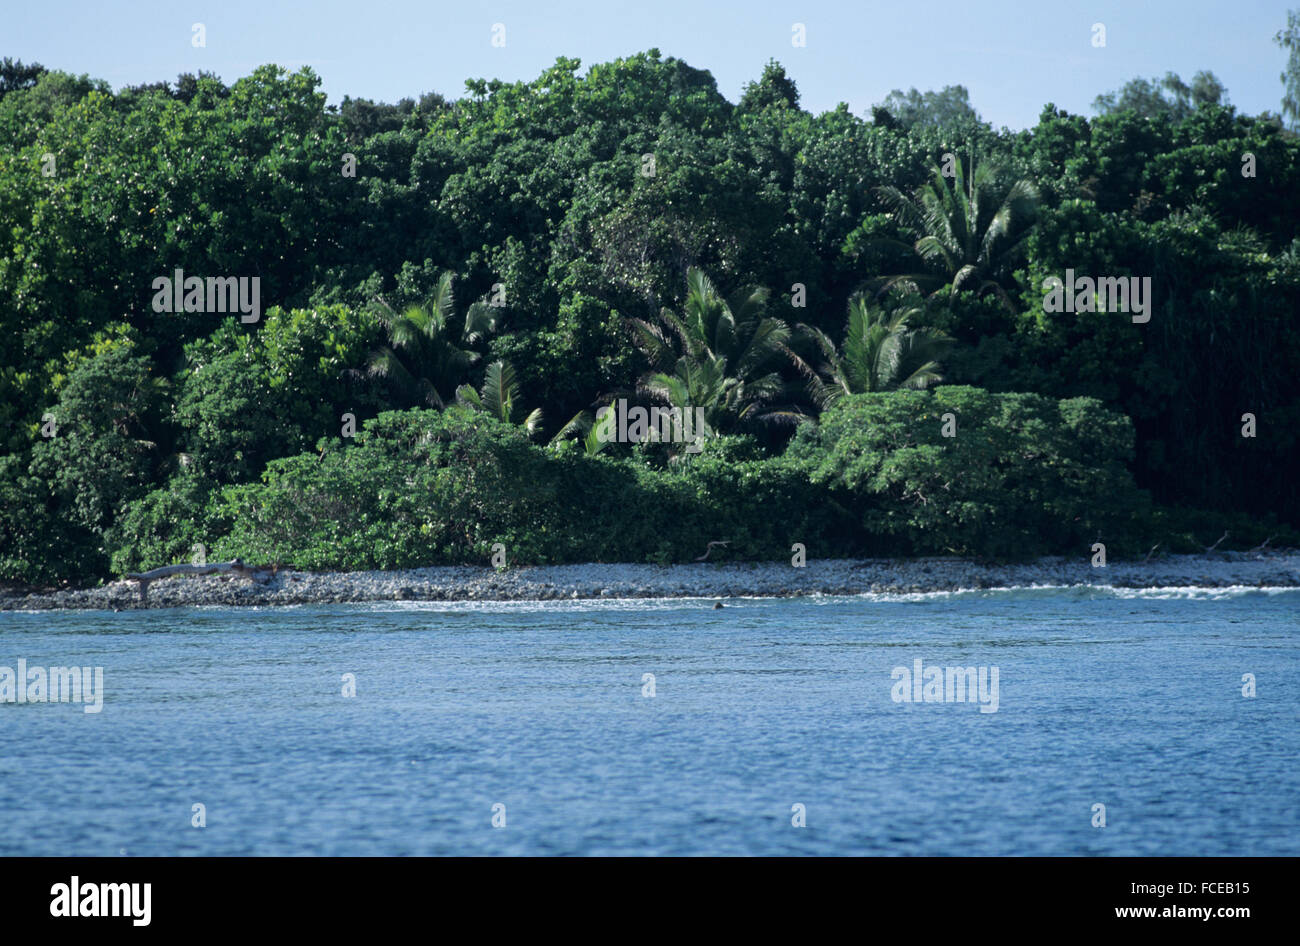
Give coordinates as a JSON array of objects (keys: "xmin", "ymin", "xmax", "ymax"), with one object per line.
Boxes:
[{"xmin": 1, "ymin": 48, "xmax": 1297, "ymax": 584}]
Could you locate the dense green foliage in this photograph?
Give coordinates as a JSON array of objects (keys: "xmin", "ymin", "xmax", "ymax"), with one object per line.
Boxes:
[
  {"xmin": 2, "ymin": 49, "xmax": 1298, "ymax": 584},
  {"xmin": 183, "ymin": 410, "xmax": 855, "ymax": 571},
  {"xmin": 787, "ymin": 388, "xmax": 1150, "ymax": 559}
]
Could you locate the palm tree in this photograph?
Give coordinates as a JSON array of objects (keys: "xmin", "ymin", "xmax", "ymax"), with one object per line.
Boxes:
[
  {"xmin": 787, "ymin": 294, "xmax": 953, "ymax": 409},
  {"xmin": 875, "ymin": 156, "xmax": 1039, "ymax": 308},
  {"xmin": 454, "ymin": 360, "xmax": 543, "ymax": 437},
  {"xmin": 546, "ymin": 409, "xmax": 609, "ymax": 455},
  {"xmin": 626, "ymin": 267, "xmax": 799, "ymax": 434},
  {"xmin": 365, "ymin": 271, "xmax": 497, "ymax": 409}
]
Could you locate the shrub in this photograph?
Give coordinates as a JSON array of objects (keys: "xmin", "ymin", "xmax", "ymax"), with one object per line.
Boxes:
[{"xmin": 786, "ymin": 386, "xmax": 1151, "ymax": 558}]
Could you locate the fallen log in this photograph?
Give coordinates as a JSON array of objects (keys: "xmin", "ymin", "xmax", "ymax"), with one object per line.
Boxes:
[{"xmin": 124, "ymin": 559, "xmax": 280, "ymax": 601}]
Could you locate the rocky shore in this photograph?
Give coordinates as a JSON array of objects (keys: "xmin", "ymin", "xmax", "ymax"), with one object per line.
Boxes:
[{"xmin": 3, "ymin": 551, "xmax": 1298, "ymax": 611}]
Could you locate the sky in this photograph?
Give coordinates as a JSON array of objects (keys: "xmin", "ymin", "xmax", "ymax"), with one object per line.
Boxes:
[{"xmin": 3, "ymin": 0, "xmax": 1296, "ymax": 129}]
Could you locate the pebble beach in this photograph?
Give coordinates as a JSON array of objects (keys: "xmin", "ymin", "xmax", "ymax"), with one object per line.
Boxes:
[{"xmin": 3, "ymin": 551, "xmax": 1298, "ymax": 611}]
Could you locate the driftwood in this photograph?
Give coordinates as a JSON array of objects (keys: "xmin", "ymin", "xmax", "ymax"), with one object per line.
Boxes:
[
  {"xmin": 694, "ymin": 540, "xmax": 730, "ymax": 562},
  {"xmin": 1248, "ymin": 535, "xmax": 1278, "ymax": 557},
  {"xmin": 124, "ymin": 559, "xmax": 287, "ymax": 601}
]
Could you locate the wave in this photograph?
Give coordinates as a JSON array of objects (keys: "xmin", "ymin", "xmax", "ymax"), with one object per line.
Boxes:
[{"xmin": 328, "ymin": 583, "xmax": 1300, "ymax": 613}]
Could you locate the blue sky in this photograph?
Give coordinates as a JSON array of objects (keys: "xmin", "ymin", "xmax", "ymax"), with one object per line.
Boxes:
[{"xmin": 4, "ymin": 0, "xmax": 1295, "ymax": 128}]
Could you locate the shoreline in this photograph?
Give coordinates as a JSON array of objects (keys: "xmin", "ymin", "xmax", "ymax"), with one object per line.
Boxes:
[{"xmin": 2, "ymin": 551, "xmax": 1298, "ymax": 611}]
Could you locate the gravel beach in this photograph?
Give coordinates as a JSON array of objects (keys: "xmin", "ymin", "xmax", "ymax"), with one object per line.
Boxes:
[{"xmin": 3, "ymin": 551, "xmax": 1298, "ymax": 611}]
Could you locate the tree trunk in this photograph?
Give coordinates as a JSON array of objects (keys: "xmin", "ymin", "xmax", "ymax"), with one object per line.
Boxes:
[{"xmin": 124, "ymin": 559, "xmax": 280, "ymax": 601}]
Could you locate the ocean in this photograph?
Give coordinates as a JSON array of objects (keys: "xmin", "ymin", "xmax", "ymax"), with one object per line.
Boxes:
[{"xmin": 1, "ymin": 587, "xmax": 1296, "ymax": 856}]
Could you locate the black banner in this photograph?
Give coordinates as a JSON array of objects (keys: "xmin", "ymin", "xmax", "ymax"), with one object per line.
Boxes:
[{"xmin": 0, "ymin": 856, "xmax": 1279, "ymax": 933}]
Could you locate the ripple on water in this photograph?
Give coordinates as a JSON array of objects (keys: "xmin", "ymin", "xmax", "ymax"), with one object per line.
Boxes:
[{"xmin": 0, "ymin": 590, "xmax": 1296, "ymax": 855}]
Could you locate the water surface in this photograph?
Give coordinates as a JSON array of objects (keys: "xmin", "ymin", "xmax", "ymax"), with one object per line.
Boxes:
[{"xmin": 1, "ymin": 587, "xmax": 1296, "ymax": 855}]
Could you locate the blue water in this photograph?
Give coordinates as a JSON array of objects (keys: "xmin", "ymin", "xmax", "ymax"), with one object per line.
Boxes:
[{"xmin": 1, "ymin": 587, "xmax": 1296, "ymax": 856}]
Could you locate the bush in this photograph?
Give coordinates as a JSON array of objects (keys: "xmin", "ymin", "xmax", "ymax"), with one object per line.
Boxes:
[
  {"xmin": 205, "ymin": 408, "xmax": 859, "ymax": 570},
  {"xmin": 0, "ymin": 453, "xmax": 106, "ymax": 585},
  {"xmin": 175, "ymin": 305, "xmax": 381, "ymax": 483},
  {"xmin": 105, "ymin": 472, "xmax": 227, "ymax": 574},
  {"xmin": 210, "ymin": 409, "xmax": 536, "ymax": 569},
  {"xmin": 786, "ymin": 386, "xmax": 1151, "ymax": 558},
  {"xmin": 28, "ymin": 337, "xmax": 166, "ymax": 537}
]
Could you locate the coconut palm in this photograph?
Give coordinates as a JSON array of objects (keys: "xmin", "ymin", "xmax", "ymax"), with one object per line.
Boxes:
[
  {"xmin": 626, "ymin": 267, "xmax": 799, "ymax": 433},
  {"xmin": 638, "ymin": 358, "xmax": 731, "ymax": 436},
  {"xmin": 364, "ymin": 271, "xmax": 497, "ymax": 409},
  {"xmin": 787, "ymin": 294, "xmax": 953, "ymax": 409},
  {"xmin": 454, "ymin": 360, "xmax": 543, "ymax": 437},
  {"xmin": 876, "ymin": 157, "xmax": 1039, "ymax": 308},
  {"xmin": 545, "ymin": 409, "xmax": 610, "ymax": 455}
]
